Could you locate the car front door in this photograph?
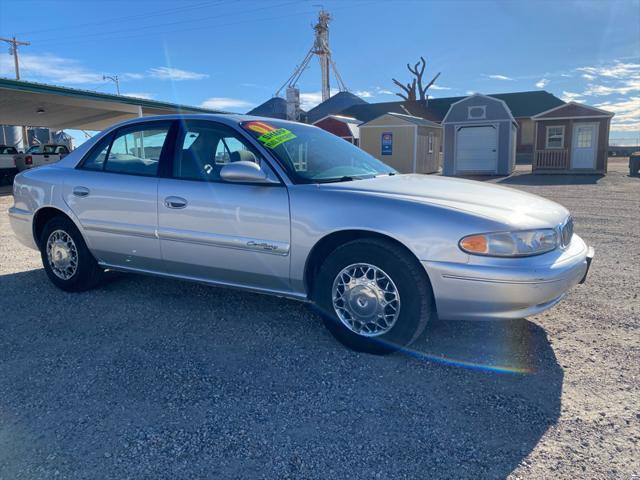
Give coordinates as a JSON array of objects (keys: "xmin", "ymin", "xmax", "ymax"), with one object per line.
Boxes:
[
  {"xmin": 156, "ymin": 120, "xmax": 291, "ymax": 294},
  {"xmin": 62, "ymin": 121, "xmax": 175, "ymax": 270}
]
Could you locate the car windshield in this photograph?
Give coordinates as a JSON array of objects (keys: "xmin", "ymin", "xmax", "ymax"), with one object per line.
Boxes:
[
  {"xmin": 26, "ymin": 145, "xmax": 42, "ymax": 153},
  {"xmin": 240, "ymin": 120, "xmax": 395, "ymax": 183}
]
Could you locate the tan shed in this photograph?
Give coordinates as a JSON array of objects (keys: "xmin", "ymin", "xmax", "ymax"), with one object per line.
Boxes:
[{"xmin": 359, "ymin": 113, "xmax": 442, "ymax": 174}]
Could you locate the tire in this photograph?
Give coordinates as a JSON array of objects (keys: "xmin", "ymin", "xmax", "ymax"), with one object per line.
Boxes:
[
  {"xmin": 39, "ymin": 215, "xmax": 103, "ymax": 292},
  {"xmin": 313, "ymin": 238, "xmax": 434, "ymax": 355}
]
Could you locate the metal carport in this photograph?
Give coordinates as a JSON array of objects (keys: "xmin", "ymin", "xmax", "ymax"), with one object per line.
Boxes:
[{"xmin": 0, "ymin": 77, "xmax": 222, "ymax": 131}]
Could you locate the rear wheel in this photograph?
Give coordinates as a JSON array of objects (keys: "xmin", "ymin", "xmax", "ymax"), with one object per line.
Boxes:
[
  {"xmin": 313, "ymin": 238, "xmax": 434, "ymax": 355},
  {"xmin": 40, "ymin": 215, "xmax": 103, "ymax": 292}
]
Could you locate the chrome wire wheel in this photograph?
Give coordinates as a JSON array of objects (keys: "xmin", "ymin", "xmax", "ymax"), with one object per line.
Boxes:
[
  {"xmin": 46, "ymin": 229, "xmax": 78, "ymax": 280},
  {"xmin": 332, "ymin": 263, "xmax": 401, "ymax": 337}
]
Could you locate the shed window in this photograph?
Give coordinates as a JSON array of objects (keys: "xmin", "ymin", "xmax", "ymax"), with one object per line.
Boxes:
[
  {"xmin": 467, "ymin": 106, "xmax": 486, "ymax": 120},
  {"xmin": 545, "ymin": 126, "xmax": 565, "ymax": 149},
  {"xmin": 575, "ymin": 126, "xmax": 593, "ymax": 148},
  {"xmin": 427, "ymin": 132, "xmax": 434, "ymax": 153}
]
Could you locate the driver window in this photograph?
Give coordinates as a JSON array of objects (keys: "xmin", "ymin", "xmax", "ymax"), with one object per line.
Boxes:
[{"xmin": 173, "ymin": 121, "xmax": 265, "ymax": 182}]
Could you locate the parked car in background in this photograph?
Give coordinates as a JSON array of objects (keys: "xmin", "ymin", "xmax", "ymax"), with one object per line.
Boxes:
[
  {"xmin": 0, "ymin": 145, "xmax": 19, "ymax": 184},
  {"xmin": 8, "ymin": 115, "xmax": 593, "ymax": 354},
  {"xmin": 14, "ymin": 144, "xmax": 70, "ymax": 171}
]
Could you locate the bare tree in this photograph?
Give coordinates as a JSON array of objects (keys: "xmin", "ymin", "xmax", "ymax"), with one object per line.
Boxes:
[
  {"xmin": 393, "ymin": 56, "xmax": 441, "ymax": 103},
  {"xmin": 392, "ymin": 77, "xmax": 417, "ymax": 102}
]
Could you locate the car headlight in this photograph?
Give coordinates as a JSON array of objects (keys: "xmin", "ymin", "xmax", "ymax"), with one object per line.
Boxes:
[{"xmin": 459, "ymin": 229, "xmax": 559, "ymax": 257}]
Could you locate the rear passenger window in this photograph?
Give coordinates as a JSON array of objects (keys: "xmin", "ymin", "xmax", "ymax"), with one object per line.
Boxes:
[
  {"xmin": 81, "ymin": 135, "xmax": 112, "ymax": 171},
  {"xmin": 104, "ymin": 124, "xmax": 170, "ymax": 176}
]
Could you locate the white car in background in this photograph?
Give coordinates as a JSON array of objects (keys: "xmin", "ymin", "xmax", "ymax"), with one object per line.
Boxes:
[
  {"xmin": 0, "ymin": 145, "xmax": 19, "ymax": 184},
  {"xmin": 14, "ymin": 144, "xmax": 70, "ymax": 171}
]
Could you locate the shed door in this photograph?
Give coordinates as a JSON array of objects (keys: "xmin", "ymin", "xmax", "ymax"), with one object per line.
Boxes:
[
  {"xmin": 455, "ymin": 125, "xmax": 498, "ymax": 173},
  {"xmin": 571, "ymin": 123, "xmax": 598, "ymax": 169}
]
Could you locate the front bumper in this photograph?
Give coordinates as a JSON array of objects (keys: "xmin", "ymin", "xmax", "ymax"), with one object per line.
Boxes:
[{"xmin": 423, "ymin": 234, "xmax": 593, "ymax": 320}]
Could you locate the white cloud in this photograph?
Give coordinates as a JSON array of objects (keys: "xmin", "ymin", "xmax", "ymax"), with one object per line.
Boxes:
[
  {"xmin": 536, "ymin": 78, "xmax": 549, "ymax": 89},
  {"xmin": 0, "ymin": 53, "xmax": 209, "ymax": 87},
  {"xmin": 466, "ymin": 90, "xmax": 476, "ymax": 95},
  {"xmin": 300, "ymin": 91, "xmax": 324, "ymax": 110},
  {"xmin": 300, "ymin": 89, "xmax": 340, "ymax": 110},
  {"xmin": 583, "ymin": 79, "xmax": 640, "ymax": 96},
  {"xmin": 376, "ymin": 87, "xmax": 394, "ymax": 95},
  {"xmin": 581, "ymin": 73, "xmax": 596, "ymax": 80},
  {"xmin": 147, "ymin": 67, "xmax": 208, "ymax": 81},
  {"xmin": 487, "ymin": 74, "xmax": 513, "ymax": 81},
  {"xmin": 122, "ymin": 73, "xmax": 145, "ymax": 80},
  {"xmin": 430, "ymin": 84, "xmax": 451, "ymax": 90},
  {"xmin": 200, "ymin": 97, "xmax": 253, "ymax": 111},
  {"xmin": 355, "ymin": 90, "xmax": 374, "ymax": 98},
  {"xmin": 594, "ymin": 96, "xmax": 640, "ymax": 132},
  {"xmin": 0, "ymin": 53, "xmax": 104, "ymax": 84},
  {"xmin": 577, "ymin": 62, "xmax": 640, "ymax": 80},
  {"xmin": 561, "ymin": 91, "xmax": 584, "ymax": 102},
  {"xmin": 122, "ymin": 92, "xmax": 154, "ymax": 100}
]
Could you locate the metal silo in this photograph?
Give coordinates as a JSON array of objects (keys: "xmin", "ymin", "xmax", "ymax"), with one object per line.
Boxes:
[{"xmin": 0, "ymin": 125, "xmax": 23, "ymax": 149}]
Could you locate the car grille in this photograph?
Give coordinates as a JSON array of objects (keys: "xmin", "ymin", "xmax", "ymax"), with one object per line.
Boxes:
[{"xmin": 560, "ymin": 216, "xmax": 574, "ymax": 247}]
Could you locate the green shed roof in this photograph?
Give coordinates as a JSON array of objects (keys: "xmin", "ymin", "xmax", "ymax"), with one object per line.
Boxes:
[{"xmin": 339, "ymin": 90, "xmax": 565, "ymax": 123}]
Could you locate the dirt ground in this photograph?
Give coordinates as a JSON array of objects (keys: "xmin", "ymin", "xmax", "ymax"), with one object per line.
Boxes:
[{"xmin": 0, "ymin": 159, "xmax": 638, "ymax": 479}]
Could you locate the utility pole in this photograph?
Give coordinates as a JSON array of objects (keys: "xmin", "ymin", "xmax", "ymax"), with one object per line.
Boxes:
[
  {"xmin": 103, "ymin": 74, "xmax": 121, "ymax": 95},
  {"xmin": 0, "ymin": 35, "xmax": 30, "ymax": 80},
  {"xmin": 0, "ymin": 36, "xmax": 31, "ymax": 149}
]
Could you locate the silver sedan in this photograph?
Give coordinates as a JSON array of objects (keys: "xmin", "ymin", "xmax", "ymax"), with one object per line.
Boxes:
[{"xmin": 8, "ymin": 115, "xmax": 593, "ymax": 354}]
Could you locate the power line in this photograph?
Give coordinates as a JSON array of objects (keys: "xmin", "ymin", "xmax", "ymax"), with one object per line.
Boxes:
[
  {"xmin": 29, "ymin": 1, "xmax": 299, "ymax": 45},
  {"xmin": 29, "ymin": 1, "xmax": 374, "ymax": 49},
  {"xmin": 14, "ymin": 1, "xmax": 214, "ymax": 37}
]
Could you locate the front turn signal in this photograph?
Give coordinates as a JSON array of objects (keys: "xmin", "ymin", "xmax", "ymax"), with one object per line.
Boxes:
[{"xmin": 459, "ymin": 234, "xmax": 488, "ymax": 255}]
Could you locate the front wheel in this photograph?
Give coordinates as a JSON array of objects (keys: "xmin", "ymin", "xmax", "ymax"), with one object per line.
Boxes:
[
  {"xmin": 40, "ymin": 215, "xmax": 103, "ymax": 292},
  {"xmin": 313, "ymin": 238, "xmax": 435, "ymax": 355}
]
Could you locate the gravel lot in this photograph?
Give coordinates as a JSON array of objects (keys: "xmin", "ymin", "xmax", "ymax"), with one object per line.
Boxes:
[{"xmin": 0, "ymin": 160, "xmax": 638, "ymax": 479}]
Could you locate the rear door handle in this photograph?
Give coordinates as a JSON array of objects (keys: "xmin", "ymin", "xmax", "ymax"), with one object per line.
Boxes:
[
  {"xmin": 164, "ymin": 196, "xmax": 188, "ymax": 209},
  {"xmin": 72, "ymin": 186, "xmax": 90, "ymax": 197}
]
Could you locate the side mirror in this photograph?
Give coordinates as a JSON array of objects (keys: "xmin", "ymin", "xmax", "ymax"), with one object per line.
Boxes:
[{"xmin": 220, "ymin": 161, "xmax": 278, "ymax": 184}]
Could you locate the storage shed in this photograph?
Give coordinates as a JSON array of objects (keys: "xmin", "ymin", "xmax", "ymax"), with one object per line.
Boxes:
[
  {"xmin": 531, "ymin": 102, "xmax": 614, "ymax": 174},
  {"xmin": 313, "ymin": 115, "xmax": 361, "ymax": 145},
  {"xmin": 442, "ymin": 94, "xmax": 518, "ymax": 176},
  {"xmin": 359, "ymin": 113, "xmax": 442, "ymax": 174}
]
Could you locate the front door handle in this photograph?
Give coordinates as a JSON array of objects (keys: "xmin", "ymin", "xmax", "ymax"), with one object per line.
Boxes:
[
  {"xmin": 164, "ymin": 196, "xmax": 188, "ymax": 209},
  {"xmin": 72, "ymin": 186, "xmax": 90, "ymax": 197}
]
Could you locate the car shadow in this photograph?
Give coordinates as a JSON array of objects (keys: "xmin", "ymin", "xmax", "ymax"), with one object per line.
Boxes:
[
  {"xmin": 0, "ymin": 184, "xmax": 13, "ymax": 197},
  {"xmin": 497, "ymin": 173, "xmax": 605, "ymax": 186},
  {"xmin": 453, "ymin": 173, "xmax": 605, "ymax": 185},
  {"xmin": 0, "ymin": 269, "xmax": 562, "ymax": 479}
]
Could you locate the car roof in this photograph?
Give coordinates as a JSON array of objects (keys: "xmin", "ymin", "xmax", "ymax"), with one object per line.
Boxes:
[{"xmin": 107, "ymin": 113, "xmax": 309, "ymax": 130}]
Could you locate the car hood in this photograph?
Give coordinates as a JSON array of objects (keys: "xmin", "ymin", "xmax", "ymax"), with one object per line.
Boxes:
[{"xmin": 317, "ymin": 174, "xmax": 569, "ymax": 228}]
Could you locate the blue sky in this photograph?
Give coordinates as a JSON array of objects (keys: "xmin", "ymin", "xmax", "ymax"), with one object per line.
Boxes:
[{"xmin": 1, "ymin": 0, "xmax": 639, "ymax": 144}]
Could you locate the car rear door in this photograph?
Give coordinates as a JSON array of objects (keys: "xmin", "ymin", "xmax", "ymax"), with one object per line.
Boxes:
[
  {"xmin": 156, "ymin": 120, "xmax": 291, "ymax": 293},
  {"xmin": 62, "ymin": 120, "xmax": 176, "ymax": 271}
]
